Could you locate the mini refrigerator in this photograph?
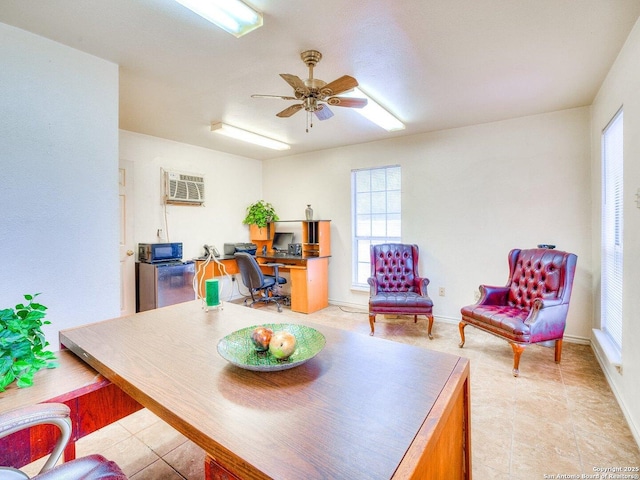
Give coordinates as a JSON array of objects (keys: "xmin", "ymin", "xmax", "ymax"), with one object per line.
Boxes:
[{"xmin": 137, "ymin": 261, "xmax": 195, "ymax": 312}]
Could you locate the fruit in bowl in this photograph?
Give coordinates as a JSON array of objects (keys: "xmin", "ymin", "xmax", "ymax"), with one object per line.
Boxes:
[
  {"xmin": 269, "ymin": 331, "xmax": 297, "ymax": 360},
  {"xmin": 251, "ymin": 326, "xmax": 273, "ymax": 352}
]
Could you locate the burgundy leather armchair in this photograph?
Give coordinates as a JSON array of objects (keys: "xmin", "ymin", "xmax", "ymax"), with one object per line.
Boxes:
[
  {"xmin": 0, "ymin": 403, "xmax": 127, "ymax": 479},
  {"xmin": 459, "ymin": 248, "xmax": 577, "ymax": 376},
  {"xmin": 368, "ymin": 243, "xmax": 434, "ymax": 338}
]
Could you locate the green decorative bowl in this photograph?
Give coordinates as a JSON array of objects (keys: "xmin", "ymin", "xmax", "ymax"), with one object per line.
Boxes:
[{"xmin": 217, "ymin": 323, "xmax": 325, "ymax": 372}]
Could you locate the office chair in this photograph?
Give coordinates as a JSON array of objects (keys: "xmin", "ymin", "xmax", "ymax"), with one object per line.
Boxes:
[
  {"xmin": 234, "ymin": 252, "xmax": 289, "ymax": 312},
  {"xmin": 0, "ymin": 403, "xmax": 127, "ymax": 479}
]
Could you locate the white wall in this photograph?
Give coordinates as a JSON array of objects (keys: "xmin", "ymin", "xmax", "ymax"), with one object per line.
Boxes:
[
  {"xmin": 590, "ymin": 17, "xmax": 640, "ymax": 444},
  {"xmin": 0, "ymin": 23, "xmax": 119, "ymax": 348},
  {"xmin": 119, "ymin": 131, "xmax": 263, "ymax": 299},
  {"xmin": 263, "ymin": 107, "xmax": 593, "ymax": 341}
]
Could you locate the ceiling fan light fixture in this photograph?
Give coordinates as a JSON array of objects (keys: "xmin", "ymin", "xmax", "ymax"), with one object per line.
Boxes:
[
  {"xmin": 175, "ymin": 0, "xmax": 263, "ymax": 37},
  {"xmin": 211, "ymin": 122, "xmax": 290, "ymax": 150},
  {"xmin": 346, "ymin": 88, "xmax": 405, "ymax": 132}
]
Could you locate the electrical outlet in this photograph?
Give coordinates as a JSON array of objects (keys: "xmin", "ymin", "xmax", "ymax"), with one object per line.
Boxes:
[
  {"xmin": 439, "ymin": 287, "xmax": 445, "ymax": 297},
  {"xmin": 474, "ymin": 290, "xmax": 481, "ymax": 301}
]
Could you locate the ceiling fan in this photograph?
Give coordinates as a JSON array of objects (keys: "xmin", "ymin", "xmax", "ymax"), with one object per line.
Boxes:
[{"xmin": 251, "ymin": 50, "xmax": 367, "ymax": 132}]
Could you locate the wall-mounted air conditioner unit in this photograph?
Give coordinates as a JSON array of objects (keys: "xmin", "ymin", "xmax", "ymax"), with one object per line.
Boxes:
[{"xmin": 165, "ymin": 170, "xmax": 205, "ymax": 205}]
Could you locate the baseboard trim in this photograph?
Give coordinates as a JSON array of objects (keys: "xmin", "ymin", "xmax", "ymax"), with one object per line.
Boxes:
[
  {"xmin": 327, "ymin": 299, "xmax": 368, "ymax": 312},
  {"xmin": 591, "ymin": 338, "xmax": 640, "ymax": 448}
]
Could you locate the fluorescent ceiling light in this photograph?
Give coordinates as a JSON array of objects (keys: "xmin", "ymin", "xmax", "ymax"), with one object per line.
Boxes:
[
  {"xmin": 175, "ymin": 0, "xmax": 263, "ymax": 37},
  {"xmin": 345, "ymin": 88, "xmax": 405, "ymax": 132},
  {"xmin": 211, "ymin": 122, "xmax": 290, "ymax": 150}
]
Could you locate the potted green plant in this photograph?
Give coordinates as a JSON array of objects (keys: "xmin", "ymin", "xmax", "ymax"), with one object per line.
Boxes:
[
  {"xmin": 0, "ymin": 293, "xmax": 57, "ymax": 392},
  {"xmin": 243, "ymin": 200, "xmax": 279, "ymax": 240}
]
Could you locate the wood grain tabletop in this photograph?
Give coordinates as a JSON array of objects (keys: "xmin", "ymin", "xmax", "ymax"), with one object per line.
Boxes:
[{"xmin": 60, "ymin": 301, "xmax": 464, "ymax": 480}]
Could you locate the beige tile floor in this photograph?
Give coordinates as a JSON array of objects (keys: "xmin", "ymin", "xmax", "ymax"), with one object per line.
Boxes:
[{"xmin": 22, "ymin": 303, "xmax": 640, "ymax": 479}]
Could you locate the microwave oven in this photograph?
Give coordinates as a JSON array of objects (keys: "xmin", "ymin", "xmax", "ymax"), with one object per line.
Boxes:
[{"xmin": 138, "ymin": 242, "xmax": 183, "ymax": 263}]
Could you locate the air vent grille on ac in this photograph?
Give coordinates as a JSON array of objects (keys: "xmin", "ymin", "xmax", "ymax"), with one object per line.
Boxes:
[{"xmin": 165, "ymin": 171, "xmax": 205, "ymax": 204}]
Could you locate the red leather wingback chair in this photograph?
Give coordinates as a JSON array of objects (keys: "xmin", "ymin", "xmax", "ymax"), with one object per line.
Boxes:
[
  {"xmin": 459, "ymin": 248, "xmax": 577, "ymax": 376},
  {"xmin": 368, "ymin": 244, "xmax": 434, "ymax": 338}
]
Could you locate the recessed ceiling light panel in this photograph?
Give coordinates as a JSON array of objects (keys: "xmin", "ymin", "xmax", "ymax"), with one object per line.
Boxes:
[
  {"xmin": 211, "ymin": 122, "xmax": 290, "ymax": 150},
  {"xmin": 175, "ymin": 0, "xmax": 263, "ymax": 37},
  {"xmin": 345, "ymin": 88, "xmax": 405, "ymax": 132}
]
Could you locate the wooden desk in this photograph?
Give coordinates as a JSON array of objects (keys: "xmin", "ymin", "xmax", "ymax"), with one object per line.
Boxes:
[
  {"xmin": 195, "ymin": 256, "xmax": 239, "ymax": 277},
  {"xmin": 196, "ymin": 253, "xmax": 329, "ymax": 314},
  {"xmin": 60, "ymin": 301, "xmax": 471, "ymax": 479},
  {"xmin": 0, "ymin": 350, "xmax": 142, "ymax": 468}
]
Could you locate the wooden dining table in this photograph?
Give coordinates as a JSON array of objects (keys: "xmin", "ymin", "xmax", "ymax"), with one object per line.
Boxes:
[{"xmin": 60, "ymin": 300, "xmax": 471, "ymax": 479}]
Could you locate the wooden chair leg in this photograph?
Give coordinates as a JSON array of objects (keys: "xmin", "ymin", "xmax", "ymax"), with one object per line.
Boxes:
[
  {"xmin": 427, "ymin": 314, "xmax": 434, "ymax": 340},
  {"xmin": 369, "ymin": 314, "xmax": 376, "ymax": 336},
  {"xmin": 510, "ymin": 343, "xmax": 526, "ymax": 377},
  {"xmin": 458, "ymin": 322, "xmax": 466, "ymax": 348},
  {"xmin": 554, "ymin": 339, "xmax": 563, "ymax": 363}
]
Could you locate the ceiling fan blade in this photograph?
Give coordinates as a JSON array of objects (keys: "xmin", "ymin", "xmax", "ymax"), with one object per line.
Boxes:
[
  {"xmin": 326, "ymin": 97, "xmax": 368, "ymax": 108},
  {"xmin": 314, "ymin": 105, "xmax": 334, "ymax": 121},
  {"xmin": 280, "ymin": 74, "xmax": 309, "ymax": 96},
  {"xmin": 251, "ymin": 94, "xmax": 298, "ymax": 100},
  {"xmin": 320, "ymin": 75, "xmax": 359, "ymax": 97},
  {"xmin": 276, "ymin": 104, "xmax": 304, "ymax": 118}
]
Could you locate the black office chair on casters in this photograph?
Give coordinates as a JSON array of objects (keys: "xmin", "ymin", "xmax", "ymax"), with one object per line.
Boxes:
[{"xmin": 235, "ymin": 252, "xmax": 289, "ymax": 312}]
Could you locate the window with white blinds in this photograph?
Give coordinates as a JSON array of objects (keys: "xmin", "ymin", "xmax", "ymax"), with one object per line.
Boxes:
[
  {"xmin": 351, "ymin": 165, "xmax": 401, "ymax": 288},
  {"xmin": 601, "ymin": 108, "xmax": 624, "ymax": 353}
]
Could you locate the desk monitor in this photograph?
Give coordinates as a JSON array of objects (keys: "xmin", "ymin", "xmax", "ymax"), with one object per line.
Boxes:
[{"xmin": 272, "ymin": 232, "xmax": 294, "ymax": 252}]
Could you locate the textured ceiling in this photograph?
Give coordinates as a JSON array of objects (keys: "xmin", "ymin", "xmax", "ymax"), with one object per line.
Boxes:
[{"xmin": 1, "ymin": 0, "xmax": 639, "ymax": 160}]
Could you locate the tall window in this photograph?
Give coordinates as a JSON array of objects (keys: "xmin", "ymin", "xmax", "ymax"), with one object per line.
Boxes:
[
  {"xmin": 352, "ymin": 165, "xmax": 401, "ymax": 287},
  {"xmin": 601, "ymin": 108, "xmax": 623, "ymax": 352}
]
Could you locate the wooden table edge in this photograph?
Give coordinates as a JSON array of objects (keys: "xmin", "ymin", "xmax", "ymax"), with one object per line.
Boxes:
[{"xmin": 392, "ymin": 357, "xmax": 471, "ymax": 479}]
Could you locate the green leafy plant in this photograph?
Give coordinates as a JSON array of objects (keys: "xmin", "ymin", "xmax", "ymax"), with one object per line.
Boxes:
[
  {"xmin": 0, "ymin": 293, "xmax": 57, "ymax": 392},
  {"xmin": 242, "ymin": 200, "xmax": 279, "ymax": 228}
]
